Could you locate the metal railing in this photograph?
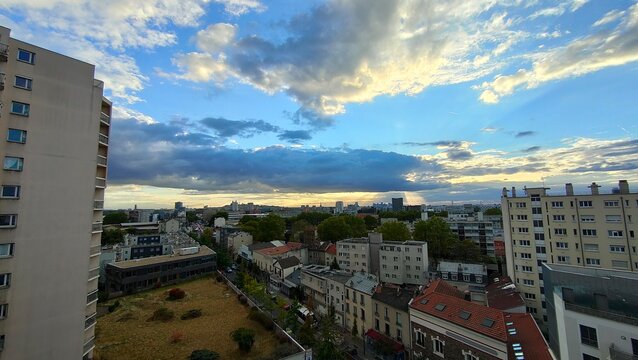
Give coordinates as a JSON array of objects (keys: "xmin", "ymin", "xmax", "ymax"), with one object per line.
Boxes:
[
  {"xmin": 90, "ymin": 245, "xmax": 101, "ymax": 256},
  {"xmin": 610, "ymin": 344, "xmax": 638, "ymax": 360},
  {"xmin": 0, "ymin": 43, "xmax": 8, "ymax": 61},
  {"xmin": 85, "ymin": 313, "xmax": 97, "ymax": 329},
  {"xmin": 91, "ymin": 222, "xmax": 103, "ymax": 232},
  {"xmin": 98, "ymin": 133, "xmax": 109, "ymax": 145},
  {"xmin": 83, "ymin": 337, "xmax": 95, "ymax": 355},
  {"xmin": 93, "ymin": 200, "xmax": 104, "ymax": 209},
  {"xmin": 88, "ymin": 268, "xmax": 99, "ymax": 280},
  {"xmin": 0, "ymin": 72, "xmax": 5, "ymax": 90},
  {"xmin": 97, "ymin": 156, "xmax": 107, "ymax": 166},
  {"xmin": 100, "ymin": 112, "xmax": 110, "ymax": 125},
  {"xmin": 95, "ymin": 178, "xmax": 106, "ymax": 188},
  {"xmin": 87, "ymin": 289, "xmax": 98, "ymax": 304}
]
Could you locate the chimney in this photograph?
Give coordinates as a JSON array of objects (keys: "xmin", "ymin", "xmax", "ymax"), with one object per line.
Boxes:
[
  {"xmin": 619, "ymin": 180, "xmax": 630, "ymax": 194},
  {"xmin": 589, "ymin": 182, "xmax": 600, "ymax": 195},
  {"xmin": 502, "ymin": 187, "xmax": 508, "ymax": 197},
  {"xmin": 565, "ymin": 183, "xmax": 574, "ymax": 196},
  {"xmin": 511, "ymin": 187, "xmax": 517, "ymax": 197}
]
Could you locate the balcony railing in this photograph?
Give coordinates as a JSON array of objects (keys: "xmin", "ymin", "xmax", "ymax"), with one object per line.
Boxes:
[
  {"xmin": 97, "ymin": 155, "xmax": 107, "ymax": 167},
  {"xmin": 95, "ymin": 178, "xmax": 106, "ymax": 188},
  {"xmin": 83, "ymin": 337, "xmax": 95, "ymax": 355},
  {"xmin": 98, "ymin": 133, "xmax": 109, "ymax": 145},
  {"xmin": 90, "ymin": 245, "xmax": 101, "ymax": 256},
  {"xmin": 85, "ymin": 313, "xmax": 97, "ymax": 329},
  {"xmin": 0, "ymin": 72, "xmax": 5, "ymax": 90},
  {"xmin": 610, "ymin": 344, "xmax": 638, "ymax": 360},
  {"xmin": 94, "ymin": 200, "xmax": 104, "ymax": 209},
  {"xmin": 0, "ymin": 43, "xmax": 7, "ymax": 62},
  {"xmin": 87, "ymin": 289, "xmax": 98, "ymax": 304},
  {"xmin": 88, "ymin": 268, "xmax": 99, "ymax": 280},
  {"xmin": 91, "ymin": 222, "xmax": 103, "ymax": 232},
  {"xmin": 100, "ymin": 112, "xmax": 110, "ymax": 125}
]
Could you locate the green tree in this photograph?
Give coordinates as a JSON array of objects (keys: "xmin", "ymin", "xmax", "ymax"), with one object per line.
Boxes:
[
  {"xmin": 317, "ymin": 215, "xmax": 366, "ymax": 242},
  {"xmin": 363, "ymin": 215, "xmax": 378, "ymax": 230},
  {"xmin": 213, "ymin": 245, "xmax": 231, "ymax": 269},
  {"xmin": 103, "ymin": 212, "xmax": 128, "ymax": 225},
  {"xmin": 101, "ymin": 228, "xmax": 124, "ymax": 245},
  {"xmin": 298, "ymin": 318, "xmax": 316, "ymax": 347},
  {"xmin": 258, "ymin": 214, "xmax": 285, "ymax": 242},
  {"xmin": 342, "ymin": 216, "xmax": 367, "ymax": 237},
  {"xmin": 293, "ymin": 212, "xmax": 332, "ymax": 226},
  {"xmin": 186, "ymin": 211, "xmax": 198, "ymax": 223},
  {"xmin": 189, "ymin": 349, "xmax": 220, "ymax": 360},
  {"xmin": 453, "ymin": 240, "xmax": 483, "ymax": 262},
  {"xmin": 376, "ymin": 221, "xmax": 411, "ymax": 241},
  {"xmin": 413, "ymin": 217, "xmax": 456, "ymax": 265},
  {"xmin": 330, "ymin": 257, "xmax": 340, "ymax": 270},
  {"xmin": 315, "ymin": 305, "xmax": 345, "ymax": 360},
  {"xmin": 231, "ymin": 328, "xmax": 255, "ymax": 352},
  {"xmin": 484, "ymin": 207, "xmax": 502, "ymax": 216},
  {"xmin": 352, "ymin": 317, "xmax": 358, "ymax": 337},
  {"xmin": 291, "ymin": 219, "xmax": 316, "ymax": 243}
]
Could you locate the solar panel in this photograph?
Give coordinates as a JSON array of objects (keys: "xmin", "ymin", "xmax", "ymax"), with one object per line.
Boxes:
[
  {"xmin": 481, "ymin": 318, "xmax": 495, "ymax": 328},
  {"xmin": 459, "ymin": 311, "xmax": 471, "ymax": 320},
  {"xmin": 434, "ymin": 303, "xmax": 447, "ymax": 311}
]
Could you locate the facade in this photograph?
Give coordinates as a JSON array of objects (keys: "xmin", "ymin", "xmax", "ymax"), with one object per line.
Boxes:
[
  {"xmin": 371, "ymin": 285, "xmax": 415, "ymax": 349},
  {"xmin": 308, "ymin": 241, "xmax": 331, "ymax": 265},
  {"xmin": 227, "ymin": 231, "xmax": 253, "ymax": 257},
  {"xmin": 409, "ymin": 279, "xmax": 552, "ymax": 360},
  {"xmin": 502, "ymin": 180, "xmax": 638, "ymax": 325},
  {"xmin": 336, "ymin": 233, "xmax": 382, "ymax": 274},
  {"xmin": 344, "ymin": 272, "xmax": 379, "ymax": 337},
  {"xmin": 272, "ymin": 256, "xmax": 301, "ymax": 280},
  {"xmin": 544, "ymin": 263, "xmax": 638, "ymax": 360},
  {"xmin": 447, "ymin": 213, "xmax": 496, "ymax": 256},
  {"xmin": 0, "ymin": 27, "xmax": 110, "ymax": 360},
  {"xmin": 392, "ymin": 197, "xmax": 404, "ymax": 212},
  {"xmin": 253, "ymin": 242, "xmax": 307, "ymax": 274},
  {"xmin": 325, "ymin": 272, "xmax": 352, "ymax": 326},
  {"xmin": 300, "ymin": 265, "xmax": 331, "ymax": 316},
  {"xmin": 105, "ymin": 246, "xmax": 216, "ymax": 296},
  {"xmin": 379, "ymin": 241, "xmax": 429, "ymax": 285}
]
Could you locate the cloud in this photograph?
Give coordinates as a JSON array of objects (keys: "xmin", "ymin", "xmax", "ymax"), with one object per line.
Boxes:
[
  {"xmin": 213, "ymin": 0, "xmax": 265, "ymax": 16},
  {"xmin": 278, "ymin": 130, "xmax": 313, "ymax": 143},
  {"xmin": 480, "ymin": 126, "xmax": 501, "ymax": 133},
  {"xmin": 522, "ymin": 146, "xmax": 541, "ymax": 153},
  {"xmin": 284, "ymin": 108, "xmax": 335, "ymax": 130},
  {"xmin": 200, "ymin": 117, "xmax": 279, "ymax": 137},
  {"xmin": 478, "ymin": 4, "xmax": 638, "ymax": 103},
  {"xmin": 446, "ymin": 149, "xmax": 474, "ymax": 160},
  {"xmin": 529, "ymin": 0, "xmax": 588, "ymax": 19},
  {"xmin": 593, "ymin": 9, "xmax": 625, "ymax": 27},
  {"xmin": 168, "ymin": 0, "xmax": 529, "ymax": 115},
  {"xmin": 516, "ymin": 131, "xmax": 536, "ymax": 138},
  {"xmin": 402, "ymin": 141, "xmax": 464, "ymax": 148},
  {"xmin": 195, "ymin": 23, "xmax": 237, "ymax": 53}
]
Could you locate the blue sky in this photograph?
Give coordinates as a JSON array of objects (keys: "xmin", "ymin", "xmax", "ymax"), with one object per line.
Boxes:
[{"xmin": 2, "ymin": 0, "xmax": 638, "ymax": 208}]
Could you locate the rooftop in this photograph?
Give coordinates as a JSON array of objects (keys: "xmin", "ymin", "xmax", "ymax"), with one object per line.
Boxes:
[
  {"xmin": 275, "ymin": 256, "xmax": 301, "ymax": 269},
  {"xmin": 248, "ymin": 242, "xmax": 277, "ymax": 251},
  {"xmin": 255, "ymin": 242, "xmax": 305, "ymax": 256},
  {"xmin": 438, "ymin": 261, "xmax": 487, "ymax": 274},
  {"xmin": 346, "ymin": 272, "xmax": 378, "ymax": 294},
  {"xmin": 485, "ymin": 277, "xmax": 525, "ymax": 311},
  {"xmin": 109, "ymin": 246, "xmax": 215, "ymax": 269},
  {"xmin": 372, "ymin": 285, "xmax": 418, "ymax": 312},
  {"xmin": 326, "ymin": 243, "xmax": 336, "ymax": 256}
]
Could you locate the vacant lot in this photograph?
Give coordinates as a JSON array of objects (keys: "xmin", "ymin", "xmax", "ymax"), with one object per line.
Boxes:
[{"xmin": 95, "ymin": 277, "xmax": 280, "ymax": 360}]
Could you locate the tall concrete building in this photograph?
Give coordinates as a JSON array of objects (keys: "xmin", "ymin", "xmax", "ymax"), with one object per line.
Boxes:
[
  {"xmin": 379, "ymin": 241, "xmax": 428, "ymax": 285},
  {"xmin": 392, "ymin": 197, "xmax": 404, "ymax": 212},
  {"xmin": 501, "ymin": 180, "xmax": 638, "ymax": 327},
  {"xmin": 0, "ymin": 27, "xmax": 110, "ymax": 359}
]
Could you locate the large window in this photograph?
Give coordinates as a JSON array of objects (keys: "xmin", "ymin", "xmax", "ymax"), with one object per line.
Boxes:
[
  {"xmin": 0, "ymin": 186, "xmax": 20, "ymax": 199},
  {"xmin": 433, "ymin": 337, "xmax": 445, "ymax": 356},
  {"xmin": 14, "ymin": 75, "xmax": 32, "ymax": 90},
  {"xmin": 586, "ymin": 258, "xmax": 601, "ymax": 266},
  {"xmin": 608, "ymin": 230, "xmax": 624, "ymax": 238},
  {"xmin": 0, "ymin": 244, "xmax": 14, "ymax": 257},
  {"xmin": 579, "ymin": 201, "xmax": 593, "ymax": 208},
  {"xmin": 415, "ymin": 330, "xmax": 425, "ymax": 346},
  {"xmin": 3, "ymin": 157, "xmax": 23, "ymax": 171},
  {"xmin": 10, "ymin": 101, "xmax": 30, "ymax": 116},
  {"xmin": 0, "ymin": 274, "xmax": 9, "ymax": 288},
  {"xmin": 580, "ymin": 325, "xmax": 598, "ymax": 348},
  {"xmin": 17, "ymin": 49, "xmax": 35, "ymax": 64},
  {"xmin": 0, "ymin": 215, "xmax": 17, "ymax": 228},
  {"xmin": 0, "ymin": 304, "xmax": 7, "ymax": 319},
  {"xmin": 7, "ymin": 129, "xmax": 26, "ymax": 143}
]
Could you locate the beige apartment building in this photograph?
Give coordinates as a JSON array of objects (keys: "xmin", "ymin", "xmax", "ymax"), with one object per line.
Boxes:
[
  {"xmin": 344, "ymin": 272, "xmax": 378, "ymax": 337},
  {"xmin": 379, "ymin": 241, "xmax": 428, "ymax": 285},
  {"xmin": 502, "ymin": 180, "xmax": 638, "ymax": 326},
  {"xmin": 0, "ymin": 26, "xmax": 110, "ymax": 359}
]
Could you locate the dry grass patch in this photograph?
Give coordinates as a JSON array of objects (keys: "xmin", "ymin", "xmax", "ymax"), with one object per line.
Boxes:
[{"xmin": 94, "ymin": 277, "xmax": 279, "ymax": 360}]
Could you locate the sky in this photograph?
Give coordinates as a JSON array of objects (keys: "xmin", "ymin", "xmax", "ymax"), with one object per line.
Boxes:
[{"xmin": 2, "ymin": 0, "xmax": 638, "ymax": 209}]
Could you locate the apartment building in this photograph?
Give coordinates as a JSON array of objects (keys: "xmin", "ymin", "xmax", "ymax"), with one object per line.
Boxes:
[
  {"xmin": 447, "ymin": 213, "xmax": 496, "ymax": 256},
  {"xmin": 0, "ymin": 26, "xmax": 110, "ymax": 359},
  {"xmin": 371, "ymin": 285, "xmax": 415, "ymax": 350},
  {"xmin": 379, "ymin": 241, "xmax": 428, "ymax": 285},
  {"xmin": 336, "ymin": 233, "xmax": 382, "ymax": 274},
  {"xmin": 299, "ymin": 264, "xmax": 355, "ymax": 324},
  {"xmin": 544, "ymin": 263, "xmax": 638, "ymax": 360},
  {"xmin": 344, "ymin": 272, "xmax": 378, "ymax": 337},
  {"xmin": 409, "ymin": 279, "xmax": 552, "ymax": 360},
  {"xmin": 253, "ymin": 242, "xmax": 307, "ymax": 274},
  {"xmin": 502, "ymin": 180, "xmax": 638, "ymax": 325}
]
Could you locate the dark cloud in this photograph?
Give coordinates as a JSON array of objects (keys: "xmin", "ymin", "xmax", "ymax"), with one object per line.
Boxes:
[
  {"xmin": 107, "ymin": 119, "xmax": 447, "ymax": 193},
  {"xmin": 515, "ymin": 131, "xmax": 536, "ymax": 138},
  {"xmin": 569, "ymin": 162, "xmax": 638, "ymax": 173},
  {"xmin": 278, "ymin": 130, "xmax": 313, "ymax": 143},
  {"xmin": 200, "ymin": 117, "xmax": 280, "ymax": 137},
  {"xmin": 522, "ymin": 146, "xmax": 541, "ymax": 153},
  {"xmin": 446, "ymin": 149, "xmax": 473, "ymax": 160},
  {"xmin": 402, "ymin": 140, "xmax": 463, "ymax": 148},
  {"xmin": 284, "ymin": 108, "xmax": 335, "ymax": 129}
]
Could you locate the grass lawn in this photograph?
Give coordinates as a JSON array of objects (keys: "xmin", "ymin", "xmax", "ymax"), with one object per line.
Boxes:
[{"xmin": 94, "ymin": 276, "xmax": 280, "ymax": 360}]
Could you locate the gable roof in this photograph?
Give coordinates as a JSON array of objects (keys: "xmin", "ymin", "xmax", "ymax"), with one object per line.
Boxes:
[
  {"xmin": 326, "ymin": 243, "xmax": 336, "ymax": 255},
  {"xmin": 485, "ymin": 276, "xmax": 525, "ymax": 311},
  {"xmin": 255, "ymin": 242, "xmax": 305, "ymax": 256},
  {"xmin": 275, "ymin": 256, "xmax": 301, "ymax": 269}
]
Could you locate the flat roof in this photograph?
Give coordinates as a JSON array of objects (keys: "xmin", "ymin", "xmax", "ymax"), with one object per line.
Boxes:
[{"xmin": 109, "ymin": 246, "xmax": 215, "ymax": 269}]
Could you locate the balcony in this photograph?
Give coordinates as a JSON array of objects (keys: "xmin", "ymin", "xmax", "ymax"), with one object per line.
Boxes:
[
  {"xmin": 85, "ymin": 313, "xmax": 97, "ymax": 329},
  {"xmin": 610, "ymin": 344, "xmax": 638, "ymax": 360},
  {"xmin": 100, "ymin": 112, "xmax": 110, "ymax": 125},
  {"xmin": 94, "ymin": 200, "xmax": 104, "ymax": 210},
  {"xmin": 88, "ymin": 268, "xmax": 99, "ymax": 281},
  {"xmin": 90, "ymin": 245, "xmax": 101, "ymax": 257},
  {"xmin": 87, "ymin": 289, "xmax": 99, "ymax": 304},
  {"xmin": 97, "ymin": 155, "xmax": 107, "ymax": 167},
  {"xmin": 95, "ymin": 178, "xmax": 106, "ymax": 188},
  {"xmin": 98, "ymin": 133, "xmax": 109, "ymax": 146},
  {"xmin": 0, "ymin": 72, "xmax": 5, "ymax": 90},
  {"xmin": 91, "ymin": 222, "xmax": 103, "ymax": 232},
  {"xmin": 83, "ymin": 336, "xmax": 95, "ymax": 355},
  {"xmin": 0, "ymin": 43, "xmax": 7, "ymax": 62}
]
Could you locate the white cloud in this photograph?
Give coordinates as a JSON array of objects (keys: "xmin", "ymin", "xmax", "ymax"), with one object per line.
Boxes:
[
  {"xmin": 529, "ymin": 0, "xmax": 588, "ymax": 19},
  {"xmin": 213, "ymin": 0, "xmax": 265, "ymax": 16},
  {"xmin": 195, "ymin": 23, "xmax": 237, "ymax": 53},
  {"xmin": 593, "ymin": 9, "xmax": 625, "ymax": 27},
  {"xmin": 111, "ymin": 107, "xmax": 156, "ymax": 124},
  {"xmin": 170, "ymin": 52, "xmax": 233, "ymax": 83},
  {"xmin": 479, "ymin": 4, "xmax": 638, "ymax": 103}
]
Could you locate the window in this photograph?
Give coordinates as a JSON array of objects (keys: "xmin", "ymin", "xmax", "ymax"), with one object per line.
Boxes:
[
  {"xmin": 524, "ymin": 293, "xmax": 536, "ymax": 299},
  {"xmin": 556, "ymin": 242, "xmax": 568, "ymax": 249},
  {"xmin": 606, "ymin": 215, "xmax": 622, "ymax": 223},
  {"xmin": 553, "ymin": 215, "xmax": 565, "ymax": 221},
  {"xmin": 0, "ymin": 274, "xmax": 10, "ymax": 287},
  {"xmin": 608, "ymin": 230, "xmax": 624, "ymax": 238},
  {"xmin": 580, "ymin": 215, "xmax": 595, "ymax": 222},
  {"xmin": 451, "ymin": 273, "xmax": 458, "ymax": 280},
  {"xmin": 582, "ymin": 229, "xmax": 597, "ymax": 236},
  {"xmin": 535, "ymin": 233, "xmax": 545, "ymax": 241},
  {"xmin": 475, "ymin": 276, "xmax": 483, "ymax": 284},
  {"xmin": 523, "ymin": 279, "xmax": 535, "ymax": 286},
  {"xmin": 521, "ymin": 253, "xmax": 532, "ymax": 259},
  {"xmin": 17, "ymin": 49, "xmax": 35, "ymax": 64},
  {"xmin": 441, "ymin": 273, "xmax": 448, "ymax": 280},
  {"xmin": 604, "ymin": 200, "xmax": 620, "ymax": 207},
  {"xmin": 463, "ymin": 351, "xmax": 479, "ymax": 360},
  {"xmin": 463, "ymin": 274, "xmax": 470, "ymax": 282},
  {"xmin": 579, "ymin": 201, "xmax": 593, "ymax": 207},
  {"xmin": 0, "ymin": 186, "xmax": 20, "ymax": 199},
  {"xmin": 0, "ymin": 304, "xmax": 7, "ymax": 319},
  {"xmin": 586, "ymin": 258, "xmax": 601, "ymax": 266},
  {"xmin": 517, "ymin": 214, "xmax": 528, "ymax": 220},
  {"xmin": 7, "ymin": 129, "xmax": 27, "ymax": 144},
  {"xmin": 533, "ymin": 220, "xmax": 544, "ymax": 227},
  {"xmin": 432, "ymin": 337, "xmax": 445, "ymax": 356},
  {"xmin": 580, "ymin": 325, "xmax": 598, "ymax": 348},
  {"xmin": 518, "ymin": 227, "xmax": 529, "ymax": 233},
  {"xmin": 0, "ymin": 244, "xmax": 14, "ymax": 257},
  {"xmin": 415, "ymin": 330, "xmax": 425, "ymax": 346},
  {"xmin": 536, "ymin": 246, "xmax": 546, "ymax": 254},
  {"xmin": 555, "ymin": 228, "xmax": 567, "ymax": 235},
  {"xmin": 0, "ymin": 215, "xmax": 17, "ymax": 228},
  {"xmin": 610, "ymin": 245, "xmax": 625, "ymax": 253},
  {"xmin": 14, "ymin": 76, "xmax": 32, "ymax": 90},
  {"xmin": 519, "ymin": 240, "xmax": 531, "ymax": 246},
  {"xmin": 557, "ymin": 256, "xmax": 570, "ymax": 263},
  {"xmin": 612, "ymin": 260, "xmax": 628, "ymax": 269},
  {"xmin": 3, "ymin": 157, "xmax": 23, "ymax": 171},
  {"xmin": 516, "ymin": 202, "xmax": 526, "ymax": 208},
  {"xmin": 551, "ymin": 201, "xmax": 564, "ymax": 208},
  {"xmin": 10, "ymin": 101, "xmax": 30, "ymax": 116},
  {"xmin": 584, "ymin": 244, "xmax": 599, "ymax": 252},
  {"xmin": 522, "ymin": 265, "xmax": 533, "ymax": 272},
  {"xmin": 583, "ymin": 354, "xmax": 600, "ymax": 360},
  {"xmin": 526, "ymin": 306, "xmax": 538, "ymax": 314},
  {"xmin": 532, "ymin": 207, "xmax": 542, "ymax": 214}
]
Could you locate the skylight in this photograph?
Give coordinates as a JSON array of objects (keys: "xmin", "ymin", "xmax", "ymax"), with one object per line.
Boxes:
[
  {"xmin": 434, "ymin": 303, "xmax": 446, "ymax": 311},
  {"xmin": 459, "ymin": 311, "xmax": 471, "ymax": 320},
  {"xmin": 481, "ymin": 318, "xmax": 495, "ymax": 328}
]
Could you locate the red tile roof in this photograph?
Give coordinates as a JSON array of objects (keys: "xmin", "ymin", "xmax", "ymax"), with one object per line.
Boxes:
[
  {"xmin": 485, "ymin": 276, "xmax": 525, "ymax": 311},
  {"xmin": 255, "ymin": 242, "xmax": 304, "ymax": 256},
  {"xmin": 410, "ymin": 279, "xmax": 552, "ymax": 360},
  {"xmin": 326, "ymin": 243, "xmax": 336, "ymax": 255}
]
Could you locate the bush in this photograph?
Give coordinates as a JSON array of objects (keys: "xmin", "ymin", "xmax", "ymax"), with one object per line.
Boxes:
[
  {"xmin": 238, "ymin": 295, "xmax": 248, "ymax": 305},
  {"xmin": 170, "ymin": 331, "xmax": 185, "ymax": 343},
  {"xmin": 231, "ymin": 327, "xmax": 256, "ymax": 352},
  {"xmin": 108, "ymin": 300, "xmax": 120, "ymax": 313},
  {"xmin": 167, "ymin": 288, "xmax": 186, "ymax": 300},
  {"xmin": 148, "ymin": 307, "xmax": 174, "ymax": 322},
  {"xmin": 248, "ymin": 308, "xmax": 274, "ymax": 331},
  {"xmin": 181, "ymin": 309, "xmax": 203, "ymax": 320},
  {"xmin": 189, "ymin": 349, "xmax": 220, "ymax": 360}
]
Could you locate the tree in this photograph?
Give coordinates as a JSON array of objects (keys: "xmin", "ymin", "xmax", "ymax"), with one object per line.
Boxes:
[
  {"xmin": 292, "ymin": 212, "xmax": 332, "ymax": 226},
  {"xmin": 103, "ymin": 212, "xmax": 128, "ymax": 225},
  {"xmin": 315, "ymin": 305, "xmax": 345, "ymax": 360},
  {"xmin": 484, "ymin": 207, "xmax": 502, "ymax": 216},
  {"xmin": 231, "ymin": 328, "xmax": 256, "ymax": 352},
  {"xmin": 343, "ymin": 216, "xmax": 367, "ymax": 237},
  {"xmin": 413, "ymin": 217, "xmax": 456, "ymax": 265},
  {"xmin": 199, "ymin": 228, "xmax": 214, "ymax": 247},
  {"xmin": 363, "ymin": 215, "xmax": 378, "ymax": 230},
  {"xmin": 453, "ymin": 240, "xmax": 483, "ymax": 262},
  {"xmin": 298, "ymin": 318, "xmax": 316, "ymax": 347},
  {"xmin": 291, "ymin": 219, "xmax": 316, "ymax": 243},
  {"xmin": 259, "ymin": 214, "xmax": 285, "ymax": 242},
  {"xmin": 101, "ymin": 228, "xmax": 124, "ymax": 245},
  {"xmin": 352, "ymin": 317, "xmax": 358, "ymax": 337},
  {"xmin": 186, "ymin": 211, "xmax": 198, "ymax": 223},
  {"xmin": 189, "ymin": 350, "xmax": 220, "ymax": 360},
  {"xmin": 376, "ymin": 221, "xmax": 411, "ymax": 241},
  {"xmin": 317, "ymin": 217, "xmax": 352, "ymax": 242},
  {"xmin": 330, "ymin": 257, "xmax": 340, "ymax": 270}
]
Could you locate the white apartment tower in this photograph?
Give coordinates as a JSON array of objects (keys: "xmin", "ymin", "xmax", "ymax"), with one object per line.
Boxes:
[
  {"xmin": 502, "ymin": 180, "xmax": 638, "ymax": 327},
  {"xmin": 378, "ymin": 241, "xmax": 428, "ymax": 285},
  {"xmin": 0, "ymin": 26, "xmax": 110, "ymax": 359}
]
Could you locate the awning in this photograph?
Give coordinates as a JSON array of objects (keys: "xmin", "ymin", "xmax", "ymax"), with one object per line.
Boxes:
[{"xmin": 365, "ymin": 329, "xmax": 405, "ymax": 352}]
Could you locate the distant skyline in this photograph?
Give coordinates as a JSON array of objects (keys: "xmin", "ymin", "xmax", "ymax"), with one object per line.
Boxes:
[{"xmin": 2, "ymin": 0, "xmax": 638, "ymax": 208}]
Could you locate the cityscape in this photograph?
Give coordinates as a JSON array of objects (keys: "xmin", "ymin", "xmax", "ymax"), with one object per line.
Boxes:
[{"xmin": 1, "ymin": 1, "xmax": 638, "ymax": 360}]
